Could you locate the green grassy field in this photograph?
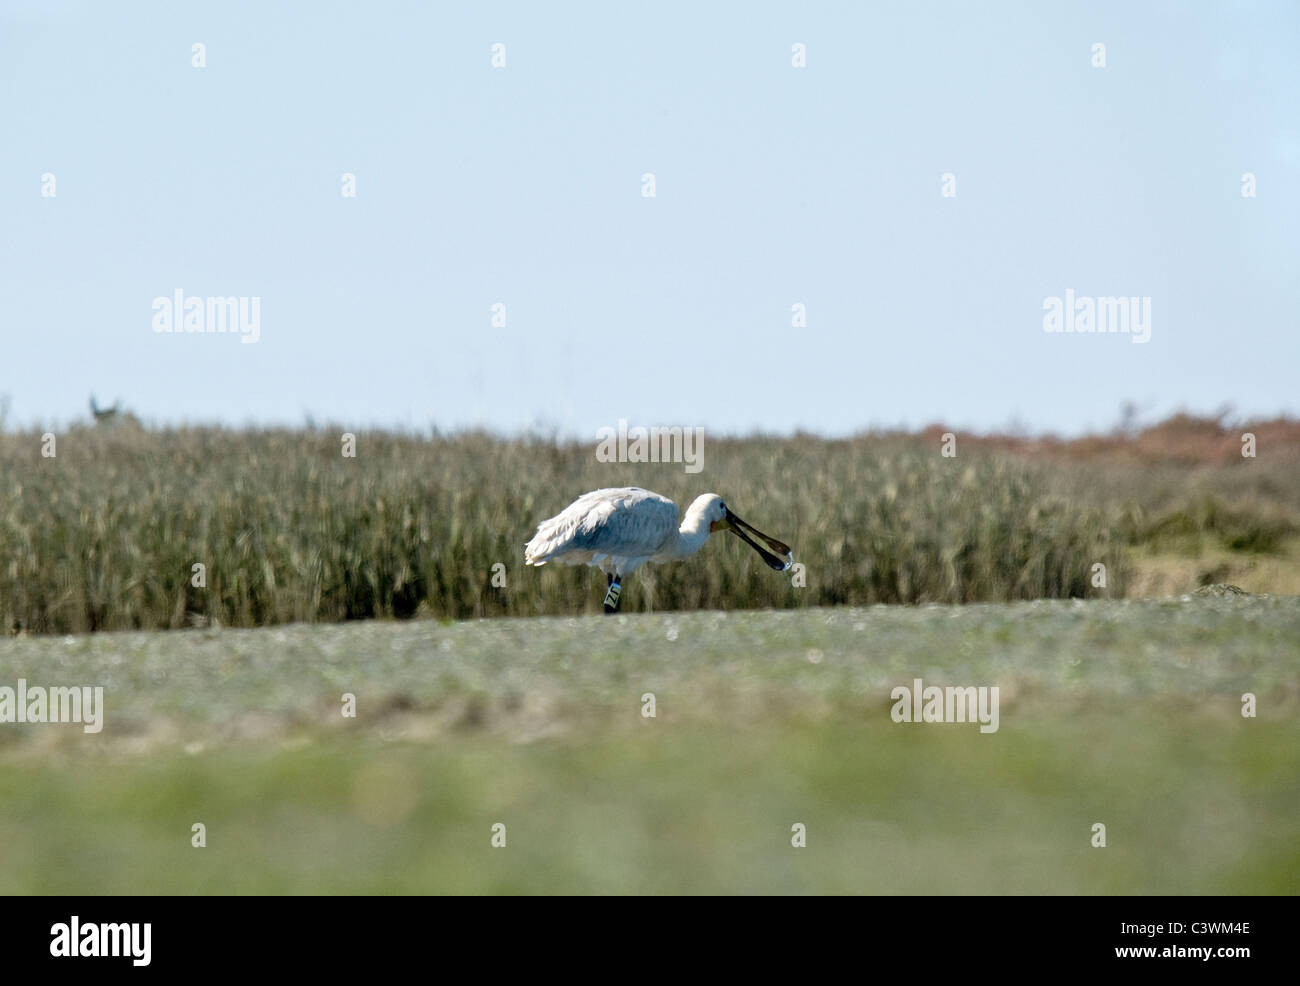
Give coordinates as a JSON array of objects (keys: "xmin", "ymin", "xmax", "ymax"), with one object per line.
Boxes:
[
  {"xmin": 4, "ymin": 416, "xmax": 1298, "ymax": 633},
  {"xmin": 2, "ymin": 595, "xmax": 1296, "ymax": 894}
]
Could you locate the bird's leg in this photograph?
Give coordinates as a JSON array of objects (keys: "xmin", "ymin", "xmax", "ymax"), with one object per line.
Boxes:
[{"xmin": 603, "ymin": 573, "xmax": 622, "ymax": 614}]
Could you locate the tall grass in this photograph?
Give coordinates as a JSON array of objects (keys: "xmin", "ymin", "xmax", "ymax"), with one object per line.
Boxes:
[{"xmin": 0, "ymin": 421, "xmax": 1292, "ymax": 633}]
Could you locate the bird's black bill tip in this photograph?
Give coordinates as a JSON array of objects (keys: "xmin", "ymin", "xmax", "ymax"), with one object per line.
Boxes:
[{"xmin": 724, "ymin": 510, "xmax": 794, "ymax": 572}]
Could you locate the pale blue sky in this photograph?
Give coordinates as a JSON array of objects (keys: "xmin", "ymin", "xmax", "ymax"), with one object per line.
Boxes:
[{"xmin": 2, "ymin": 0, "xmax": 1297, "ymax": 437}]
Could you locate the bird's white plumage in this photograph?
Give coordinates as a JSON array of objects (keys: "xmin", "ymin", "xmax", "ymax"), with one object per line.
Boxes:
[
  {"xmin": 525, "ymin": 488, "xmax": 792, "ymax": 613},
  {"xmin": 524, "ymin": 487, "xmax": 683, "ymax": 578}
]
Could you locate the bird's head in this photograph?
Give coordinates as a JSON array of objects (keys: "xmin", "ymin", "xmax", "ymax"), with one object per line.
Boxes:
[{"xmin": 691, "ymin": 494, "xmax": 794, "ymax": 571}]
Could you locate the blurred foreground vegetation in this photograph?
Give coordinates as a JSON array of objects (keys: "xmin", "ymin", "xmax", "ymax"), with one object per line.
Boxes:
[{"xmin": 1, "ymin": 598, "xmax": 1296, "ymax": 893}]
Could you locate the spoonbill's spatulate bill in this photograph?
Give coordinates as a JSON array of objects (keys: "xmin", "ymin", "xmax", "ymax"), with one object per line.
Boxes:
[{"xmin": 524, "ymin": 487, "xmax": 794, "ymax": 614}]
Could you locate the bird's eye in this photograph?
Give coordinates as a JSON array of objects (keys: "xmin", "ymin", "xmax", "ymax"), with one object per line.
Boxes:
[{"xmin": 718, "ymin": 502, "xmax": 725, "ymax": 512}]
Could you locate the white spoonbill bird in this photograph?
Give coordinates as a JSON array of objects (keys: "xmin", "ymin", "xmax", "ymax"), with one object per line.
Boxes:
[{"xmin": 524, "ymin": 487, "xmax": 794, "ymax": 613}]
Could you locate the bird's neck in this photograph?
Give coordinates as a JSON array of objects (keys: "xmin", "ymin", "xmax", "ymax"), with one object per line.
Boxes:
[{"xmin": 671, "ymin": 511, "xmax": 713, "ymax": 558}]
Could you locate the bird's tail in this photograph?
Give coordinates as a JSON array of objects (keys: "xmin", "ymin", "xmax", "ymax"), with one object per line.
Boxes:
[{"xmin": 523, "ymin": 534, "xmax": 548, "ymax": 566}]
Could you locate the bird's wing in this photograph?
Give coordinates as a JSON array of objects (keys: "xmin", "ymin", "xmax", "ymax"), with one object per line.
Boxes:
[{"xmin": 526, "ymin": 488, "xmax": 678, "ymax": 563}]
